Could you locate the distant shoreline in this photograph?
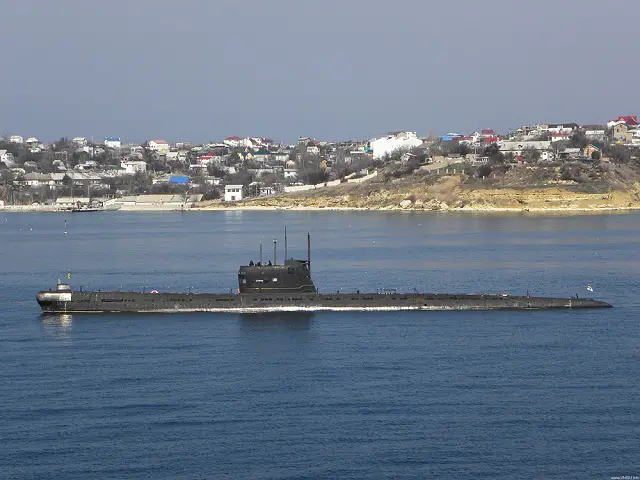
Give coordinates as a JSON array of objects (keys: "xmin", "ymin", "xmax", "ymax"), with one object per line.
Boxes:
[{"xmin": 3, "ymin": 204, "xmax": 640, "ymax": 215}]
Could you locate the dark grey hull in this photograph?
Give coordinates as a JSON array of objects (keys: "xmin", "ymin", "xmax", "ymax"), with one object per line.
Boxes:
[{"xmin": 36, "ymin": 290, "xmax": 612, "ymax": 314}]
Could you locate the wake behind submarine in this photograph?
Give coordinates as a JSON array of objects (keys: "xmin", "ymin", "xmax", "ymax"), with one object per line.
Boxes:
[{"xmin": 37, "ymin": 232, "xmax": 612, "ymax": 314}]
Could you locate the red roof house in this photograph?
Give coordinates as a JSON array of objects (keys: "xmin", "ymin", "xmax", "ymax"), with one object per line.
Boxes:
[{"xmin": 616, "ymin": 116, "xmax": 638, "ymax": 126}]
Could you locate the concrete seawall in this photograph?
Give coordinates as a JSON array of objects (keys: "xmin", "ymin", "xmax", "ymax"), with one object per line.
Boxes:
[{"xmin": 284, "ymin": 171, "xmax": 378, "ymax": 193}]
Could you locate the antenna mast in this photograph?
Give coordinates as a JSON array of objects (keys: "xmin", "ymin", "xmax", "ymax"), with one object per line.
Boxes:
[
  {"xmin": 284, "ymin": 226, "xmax": 288, "ymax": 261},
  {"xmin": 307, "ymin": 232, "xmax": 311, "ymax": 274},
  {"xmin": 273, "ymin": 239, "xmax": 277, "ymax": 265}
]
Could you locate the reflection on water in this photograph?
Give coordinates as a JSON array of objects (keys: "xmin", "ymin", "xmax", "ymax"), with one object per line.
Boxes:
[
  {"xmin": 238, "ymin": 312, "xmax": 314, "ymax": 330},
  {"xmin": 41, "ymin": 314, "xmax": 73, "ymax": 342}
]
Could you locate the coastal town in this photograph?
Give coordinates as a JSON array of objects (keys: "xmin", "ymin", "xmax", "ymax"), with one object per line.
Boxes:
[{"xmin": 1, "ymin": 115, "xmax": 640, "ymax": 211}]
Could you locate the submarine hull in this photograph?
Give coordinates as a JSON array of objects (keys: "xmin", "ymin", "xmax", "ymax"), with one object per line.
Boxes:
[{"xmin": 37, "ymin": 290, "xmax": 612, "ymax": 314}]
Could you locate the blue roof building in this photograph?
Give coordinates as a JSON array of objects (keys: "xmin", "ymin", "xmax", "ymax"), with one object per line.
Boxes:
[{"xmin": 169, "ymin": 175, "xmax": 190, "ymax": 184}]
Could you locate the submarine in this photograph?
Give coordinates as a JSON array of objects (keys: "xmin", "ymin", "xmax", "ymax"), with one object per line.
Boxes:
[{"xmin": 36, "ymin": 233, "xmax": 612, "ymax": 314}]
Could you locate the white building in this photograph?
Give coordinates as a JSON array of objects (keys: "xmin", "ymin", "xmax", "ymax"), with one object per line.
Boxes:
[
  {"xmin": 273, "ymin": 152, "xmax": 290, "ymax": 163},
  {"xmin": 224, "ymin": 136, "xmax": 243, "ymax": 148},
  {"xmin": 584, "ymin": 128, "xmax": 606, "ymax": 140},
  {"xmin": 284, "ymin": 169, "xmax": 298, "ymax": 179},
  {"xmin": 19, "ymin": 172, "xmax": 65, "ymax": 188},
  {"xmin": 370, "ymin": 132, "xmax": 423, "ymax": 160},
  {"xmin": 9, "ymin": 135, "xmax": 23, "ymax": 144},
  {"xmin": 75, "ymin": 160, "xmax": 99, "ymax": 170},
  {"xmin": 121, "ymin": 160, "xmax": 147, "ymax": 174},
  {"xmin": 104, "ymin": 137, "xmax": 122, "ymax": 149},
  {"xmin": 77, "ymin": 145, "xmax": 105, "ymax": 157},
  {"xmin": 224, "ymin": 184, "xmax": 243, "ymax": 202},
  {"xmin": 148, "ymin": 140, "xmax": 170, "ymax": 153},
  {"xmin": 498, "ymin": 140, "xmax": 554, "ymax": 161},
  {"xmin": 25, "ymin": 137, "xmax": 39, "ymax": 145},
  {"xmin": 546, "ymin": 124, "xmax": 578, "ymax": 135},
  {"xmin": 0, "ymin": 150, "xmax": 16, "ymax": 167},
  {"xmin": 72, "ymin": 137, "xmax": 88, "ymax": 147}
]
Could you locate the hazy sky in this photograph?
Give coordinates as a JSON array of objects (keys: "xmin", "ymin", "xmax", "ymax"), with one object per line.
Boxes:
[{"xmin": 0, "ymin": 0, "xmax": 638, "ymax": 144}]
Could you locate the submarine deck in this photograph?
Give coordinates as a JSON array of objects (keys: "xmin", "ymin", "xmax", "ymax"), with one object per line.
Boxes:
[{"xmin": 36, "ymin": 290, "xmax": 612, "ymax": 313}]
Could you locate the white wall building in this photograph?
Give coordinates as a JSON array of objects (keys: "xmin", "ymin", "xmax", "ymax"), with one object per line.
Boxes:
[
  {"xmin": 498, "ymin": 140, "xmax": 554, "ymax": 161},
  {"xmin": 224, "ymin": 185, "xmax": 243, "ymax": 202},
  {"xmin": 585, "ymin": 128, "xmax": 606, "ymax": 140},
  {"xmin": 72, "ymin": 137, "xmax": 88, "ymax": 147},
  {"xmin": 0, "ymin": 150, "xmax": 16, "ymax": 167},
  {"xmin": 224, "ymin": 137, "xmax": 243, "ymax": 148},
  {"xmin": 546, "ymin": 124, "xmax": 578, "ymax": 135},
  {"xmin": 9, "ymin": 135, "xmax": 23, "ymax": 144},
  {"xmin": 104, "ymin": 137, "xmax": 122, "ymax": 149},
  {"xmin": 148, "ymin": 140, "xmax": 170, "ymax": 153},
  {"xmin": 284, "ymin": 169, "xmax": 298, "ymax": 179},
  {"xmin": 121, "ymin": 160, "xmax": 147, "ymax": 175},
  {"xmin": 370, "ymin": 132, "xmax": 423, "ymax": 160}
]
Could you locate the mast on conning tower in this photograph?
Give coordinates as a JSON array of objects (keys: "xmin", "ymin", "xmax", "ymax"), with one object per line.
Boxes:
[
  {"xmin": 273, "ymin": 239, "xmax": 277, "ymax": 265},
  {"xmin": 307, "ymin": 232, "xmax": 311, "ymax": 274}
]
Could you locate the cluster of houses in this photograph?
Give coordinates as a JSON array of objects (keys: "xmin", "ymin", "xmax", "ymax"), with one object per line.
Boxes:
[
  {"xmin": 2, "ymin": 115, "xmax": 638, "ymax": 203},
  {"xmin": 437, "ymin": 116, "xmax": 640, "ymax": 163}
]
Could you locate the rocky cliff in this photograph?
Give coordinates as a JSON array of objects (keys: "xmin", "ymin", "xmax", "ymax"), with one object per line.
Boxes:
[{"xmin": 196, "ymin": 163, "xmax": 640, "ymax": 213}]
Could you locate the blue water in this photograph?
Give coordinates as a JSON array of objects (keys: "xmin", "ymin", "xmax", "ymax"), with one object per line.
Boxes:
[{"xmin": 1, "ymin": 211, "xmax": 639, "ymax": 479}]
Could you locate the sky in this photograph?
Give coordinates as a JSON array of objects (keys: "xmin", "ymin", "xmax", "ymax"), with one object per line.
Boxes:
[{"xmin": 0, "ymin": 0, "xmax": 638, "ymax": 144}]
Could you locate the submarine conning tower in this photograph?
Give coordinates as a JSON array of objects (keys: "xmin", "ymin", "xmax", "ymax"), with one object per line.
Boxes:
[{"xmin": 237, "ymin": 232, "xmax": 317, "ymax": 294}]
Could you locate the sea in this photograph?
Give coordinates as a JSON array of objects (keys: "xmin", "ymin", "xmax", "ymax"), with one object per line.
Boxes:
[{"xmin": 1, "ymin": 211, "xmax": 639, "ymax": 479}]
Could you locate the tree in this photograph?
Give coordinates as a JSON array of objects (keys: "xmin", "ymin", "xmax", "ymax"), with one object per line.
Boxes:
[
  {"xmin": 227, "ymin": 169, "xmax": 253, "ymax": 186},
  {"xmin": 477, "ymin": 164, "xmax": 492, "ymax": 178},
  {"xmin": 522, "ymin": 147, "xmax": 541, "ymax": 163},
  {"xmin": 298, "ymin": 152, "xmax": 320, "ymax": 170},
  {"xmin": 132, "ymin": 171, "xmax": 153, "ymax": 193},
  {"xmin": 591, "ymin": 150, "xmax": 601, "ymax": 161},
  {"xmin": 54, "ymin": 137, "xmax": 71, "ymax": 151},
  {"xmin": 260, "ymin": 173, "xmax": 279, "ymax": 186},
  {"xmin": 38, "ymin": 152, "xmax": 55, "ymax": 173},
  {"xmin": 560, "ymin": 164, "xmax": 579, "ymax": 181},
  {"xmin": 0, "ymin": 169, "xmax": 14, "ymax": 184},
  {"xmin": 0, "ymin": 140, "xmax": 22, "ymax": 157},
  {"xmin": 483, "ymin": 144, "xmax": 504, "ymax": 164},
  {"xmin": 206, "ymin": 163, "xmax": 225, "ymax": 178},
  {"xmin": 428, "ymin": 139, "xmax": 454, "ymax": 157},
  {"xmin": 70, "ymin": 151, "xmax": 89, "ymax": 168},
  {"xmin": 569, "ymin": 130, "xmax": 588, "ymax": 149},
  {"xmin": 552, "ymin": 140, "xmax": 570, "ymax": 158},
  {"xmin": 455, "ymin": 143, "xmax": 470, "ymax": 158},
  {"xmin": 201, "ymin": 188, "xmax": 220, "ymax": 201},
  {"xmin": 607, "ymin": 144, "xmax": 631, "ymax": 163},
  {"xmin": 535, "ymin": 132, "xmax": 552, "ymax": 141},
  {"xmin": 299, "ymin": 168, "xmax": 329, "ymax": 185}
]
